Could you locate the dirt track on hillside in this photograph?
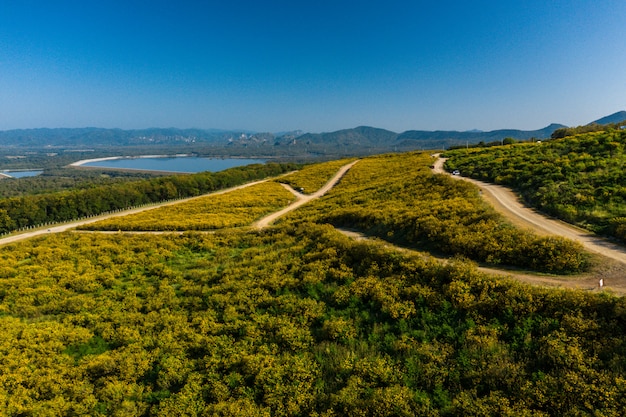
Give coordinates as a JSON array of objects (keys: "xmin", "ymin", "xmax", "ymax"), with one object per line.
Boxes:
[
  {"xmin": 432, "ymin": 155, "xmax": 626, "ymax": 294},
  {"xmin": 0, "ymin": 161, "xmax": 359, "ymax": 246},
  {"xmin": 253, "ymin": 161, "xmax": 359, "ymax": 229},
  {"xmin": 4, "ymin": 157, "xmax": 625, "ymax": 294},
  {"xmin": 0, "ymin": 178, "xmax": 274, "ymax": 247}
]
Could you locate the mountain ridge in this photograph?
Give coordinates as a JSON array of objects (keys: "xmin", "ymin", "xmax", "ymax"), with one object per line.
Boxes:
[
  {"xmin": 590, "ymin": 111, "xmax": 626, "ymax": 125},
  {"xmin": 0, "ymin": 112, "xmax": 623, "ymax": 154}
]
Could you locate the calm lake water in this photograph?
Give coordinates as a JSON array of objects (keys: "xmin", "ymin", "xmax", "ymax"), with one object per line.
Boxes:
[
  {"xmin": 80, "ymin": 157, "xmax": 267, "ymax": 173},
  {"xmin": 2, "ymin": 170, "xmax": 43, "ymax": 178}
]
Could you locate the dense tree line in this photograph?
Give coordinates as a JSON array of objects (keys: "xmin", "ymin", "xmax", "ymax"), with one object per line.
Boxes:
[
  {"xmin": 448, "ymin": 136, "xmax": 518, "ymax": 150},
  {"xmin": 0, "ymin": 168, "xmax": 161, "ymax": 198},
  {"xmin": 0, "ymin": 226, "xmax": 624, "ymax": 415},
  {"xmin": 444, "ymin": 129, "xmax": 626, "ymax": 241},
  {"xmin": 0, "ymin": 163, "xmax": 298, "ymax": 234},
  {"xmin": 551, "ymin": 121, "xmax": 626, "ymax": 139}
]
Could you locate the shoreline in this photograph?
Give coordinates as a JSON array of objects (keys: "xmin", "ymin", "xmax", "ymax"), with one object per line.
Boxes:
[
  {"xmin": 68, "ymin": 154, "xmax": 268, "ymax": 175},
  {"xmin": 0, "ymin": 169, "xmax": 44, "ymax": 179},
  {"xmin": 69, "ymin": 154, "xmax": 192, "ymax": 167}
]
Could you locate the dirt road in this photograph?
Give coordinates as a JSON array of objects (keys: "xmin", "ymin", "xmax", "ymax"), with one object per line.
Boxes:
[
  {"xmin": 0, "ymin": 178, "xmax": 274, "ymax": 247},
  {"xmin": 254, "ymin": 160, "xmax": 359, "ymax": 229},
  {"xmin": 5, "ymin": 155, "xmax": 624, "ymax": 293},
  {"xmin": 0, "ymin": 161, "xmax": 358, "ymax": 245},
  {"xmin": 433, "ymin": 155, "xmax": 626, "ymax": 264},
  {"xmin": 432, "ymin": 155, "xmax": 626, "ymax": 293}
]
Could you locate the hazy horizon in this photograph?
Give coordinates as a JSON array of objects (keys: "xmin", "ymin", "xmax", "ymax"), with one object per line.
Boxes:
[{"xmin": 0, "ymin": 118, "xmax": 599, "ymax": 135}]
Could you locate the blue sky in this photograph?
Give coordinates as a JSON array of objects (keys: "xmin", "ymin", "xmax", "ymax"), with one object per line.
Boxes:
[{"xmin": 1, "ymin": 0, "xmax": 625, "ymax": 133}]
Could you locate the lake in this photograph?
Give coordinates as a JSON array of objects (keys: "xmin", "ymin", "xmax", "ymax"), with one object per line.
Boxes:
[
  {"xmin": 75, "ymin": 156, "xmax": 267, "ymax": 173},
  {"xmin": 1, "ymin": 170, "xmax": 43, "ymax": 178}
]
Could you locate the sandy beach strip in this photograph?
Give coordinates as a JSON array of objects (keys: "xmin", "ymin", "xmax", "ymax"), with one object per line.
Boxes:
[{"xmin": 69, "ymin": 154, "xmax": 192, "ymax": 167}]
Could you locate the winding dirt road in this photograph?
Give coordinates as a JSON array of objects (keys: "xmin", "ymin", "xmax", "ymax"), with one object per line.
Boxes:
[
  {"xmin": 0, "ymin": 161, "xmax": 359, "ymax": 246},
  {"xmin": 432, "ymin": 155, "xmax": 626, "ymax": 293},
  {"xmin": 253, "ymin": 160, "xmax": 359, "ymax": 229},
  {"xmin": 433, "ymin": 156, "xmax": 626, "ymax": 264},
  {"xmin": 4, "ymin": 155, "xmax": 624, "ymax": 294}
]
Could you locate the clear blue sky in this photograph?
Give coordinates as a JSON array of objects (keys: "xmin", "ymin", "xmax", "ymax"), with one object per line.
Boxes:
[{"xmin": 1, "ymin": 0, "xmax": 625, "ymax": 133}]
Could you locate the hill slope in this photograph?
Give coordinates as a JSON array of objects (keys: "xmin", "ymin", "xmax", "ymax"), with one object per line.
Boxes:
[
  {"xmin": 0, "ymin": 127, "xmax": 237, "ymax": 147},
  {"xmin": 0, "ymin": 151, "xmax": 624, "ymax": 415},
  {"xmin": 590, "ymin": 110, "xmax": 626, "ymax": 125},
  {"xmin": 445, "ymin": 127, "xmax": 626, "ymax": 241},
  {"xmin": 395, "ymin": 123, "xmax": 564, "ymax": 148}
]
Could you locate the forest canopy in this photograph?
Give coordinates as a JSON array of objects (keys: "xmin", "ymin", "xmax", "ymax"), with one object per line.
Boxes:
[{"xmin": 0, "ymin": 226, "xmax": 624, "ymax": 416}]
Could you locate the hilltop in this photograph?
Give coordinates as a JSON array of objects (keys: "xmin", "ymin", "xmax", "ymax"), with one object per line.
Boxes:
[
  {"xmin": 445, "ymin": 125, "xmax": 626, "ymax": 242},
  {"xmin": 394, "ymin": 123, "xmax": 564, "ymax": 149}
]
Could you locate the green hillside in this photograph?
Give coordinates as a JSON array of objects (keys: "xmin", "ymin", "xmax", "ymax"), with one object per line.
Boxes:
[
  {"xmin": 1, "ymin": 151, "xmax": 624, "ymax": 416},
  {"xmin": 444, "ymin": 127, "xmax": 626, "ymax": 240},
  {"xmin": 278, "ymin": 152, "xmax": 587, "ymax": 273}
]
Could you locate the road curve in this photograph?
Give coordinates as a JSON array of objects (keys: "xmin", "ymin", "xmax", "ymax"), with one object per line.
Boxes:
[
  {"xmin": 254, "ymin": 160, "xmax": 359, "ymax": 229},
  {"xmin": 432, "ymin": 155, "xmax": 626, "ymax": 265},
  {"xmin": 0, "ymin": 161, "xmax": 358, "ymax": 246}
]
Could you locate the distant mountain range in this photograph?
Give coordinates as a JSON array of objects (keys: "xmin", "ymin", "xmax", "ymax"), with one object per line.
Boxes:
[
  {"xmin": 0, "ymin": 127, "xmax": 234, "ymax": 148},
  {"xmin": 393, "ymin": 124, "xmax": 565, "ymax": 149},
  {"xmin": 0, "ymin": 112, "xmax": 624, "ymax": 156}
]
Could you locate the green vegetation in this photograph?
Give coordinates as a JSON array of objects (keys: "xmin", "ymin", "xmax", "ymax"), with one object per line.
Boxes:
[
  {"xmin": 80, "ymin": 182, "xmax": 296, "ymax": 231},
  {"xmin": 0, "ymin": 162, "xmax": 298, "ymax": 235},
  {"xmin": 0, "ymin": 227, "xmax": 624, "ymax": 416},
  {"xmin": 448, "ymin": 136, "xmax": 519, "ymax": 150},
  {"xmin": 444, "ymin": 128, "xmax": 626, "ymax": 241},
  {"xmin": 551, "ymin": 121, "xmax": 626, "ymax": 139},
  {"xmin": 0, "ymin": 169, "xmax": 161, "ymax": 199},
  {"xmin": 279, "ymin": 152, "xmax": 588, "ymax": 273},
  {"xmin": 277, "ymin": 158, "xmax": 355, "ymax": 194},
  {"xmin": 0, "ymin": 150, "xmax": 619, "ymax": 415}
]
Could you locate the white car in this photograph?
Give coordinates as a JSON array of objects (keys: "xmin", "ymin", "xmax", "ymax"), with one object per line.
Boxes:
[{"xmin": 452, "ymin": 170, "xmax": 460, "ymax": 176}]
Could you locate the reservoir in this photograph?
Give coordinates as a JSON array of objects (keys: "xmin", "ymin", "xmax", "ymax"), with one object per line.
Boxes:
[
  {"xmin": 1, "ymin": 170, "xmax": 43, "ymax": 178},
  {"xmin": 74, "ymin": 156, "xmax": 267, "ymax": 173}
]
